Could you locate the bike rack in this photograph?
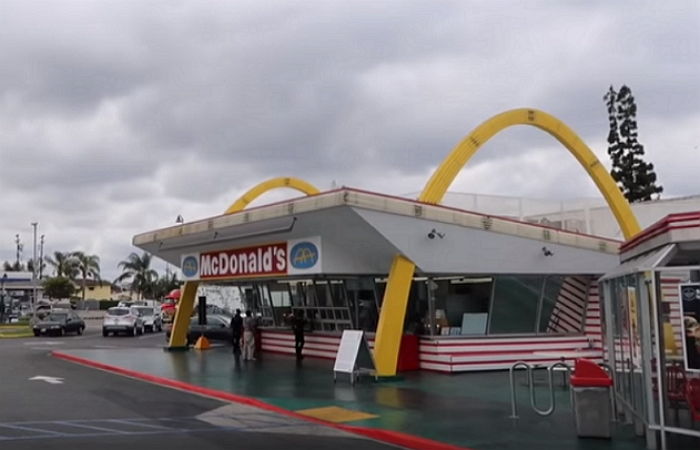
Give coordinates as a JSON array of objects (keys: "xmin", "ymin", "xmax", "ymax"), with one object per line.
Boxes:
[{"xmin": 509, "ymin": 361, "xmax": 572, "ymax": 419}]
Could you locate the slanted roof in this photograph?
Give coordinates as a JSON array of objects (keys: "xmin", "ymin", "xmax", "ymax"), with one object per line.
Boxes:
[{"xmin": 134, "ymin": 187, "xmax": 620, "ymax": 277}]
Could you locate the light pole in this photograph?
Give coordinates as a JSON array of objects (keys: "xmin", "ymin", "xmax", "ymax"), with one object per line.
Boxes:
[
  {"xmin": 31, "ymin": 222, "xmax": 38, "ymax": 310},
  {"xmin": 1, "ymin": 273, "xmax": 7, "ymax": 324},
  {"xmin": 39, "ymin": 235, "xmax": 45, "ymax": 279}
]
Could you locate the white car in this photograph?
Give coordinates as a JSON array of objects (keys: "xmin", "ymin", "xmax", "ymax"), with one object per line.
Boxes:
[
  {"xmin": 133, "ymin": 306, "xmax": 162, "ymax": 332},
  {"xmin": 102, "ymin": 307, "xmax": 145, "ymax": 337}
]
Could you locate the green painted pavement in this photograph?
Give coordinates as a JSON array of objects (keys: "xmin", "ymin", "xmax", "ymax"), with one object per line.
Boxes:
[{"xmin": 58, "ymin": 347, "xmax": 655, "ymax": 449}]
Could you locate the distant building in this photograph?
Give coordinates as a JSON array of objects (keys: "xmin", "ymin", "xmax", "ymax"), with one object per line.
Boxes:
[
  {"xmin": 73, "ymin": 279, "xmax": 112, "ymax": 301},
  {"xmin": 0, "ymin": 271, "xmax": 42, "ymax": 304}
]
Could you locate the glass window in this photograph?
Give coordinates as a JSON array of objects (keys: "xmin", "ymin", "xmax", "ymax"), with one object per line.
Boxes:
[
  {"xmin": 107, "ymin": 308, "xmax": 129, "ymax": 316},
  {"xmin": 489, "ymin": 275, "xmax": 544, "ymax": 334},
  {"xmin": 433, "ymin": 278, "xmax": 492, "ymax": 335}
]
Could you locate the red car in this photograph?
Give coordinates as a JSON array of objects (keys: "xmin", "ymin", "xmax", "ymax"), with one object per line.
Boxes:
[{"xmin": 161, "ymin": 298, "xmax": 177, "ymax": 323}]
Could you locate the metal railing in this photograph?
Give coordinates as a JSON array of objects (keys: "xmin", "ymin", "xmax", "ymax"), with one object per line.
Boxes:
[{"xmin": 509, "ymin": 361, "xmax": 572, "ymax": 418}]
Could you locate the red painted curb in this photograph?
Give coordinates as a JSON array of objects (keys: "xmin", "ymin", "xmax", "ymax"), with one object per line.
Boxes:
[{"xmin": 51, "ymin": 351, "xmax": 467, "ymax": 450}]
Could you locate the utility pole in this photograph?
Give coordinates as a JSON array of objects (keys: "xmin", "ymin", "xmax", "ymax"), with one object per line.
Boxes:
[
  {"xmin": 31, "ymin": 222, "xmax": 38, "ymax": 309},
  {"xmin": 39, "ymin": 235, "xmax": 45, "ymax": 279},
  {"xmin": 15, "ymin": 234, "xmax": 22, "ymax": 267}
]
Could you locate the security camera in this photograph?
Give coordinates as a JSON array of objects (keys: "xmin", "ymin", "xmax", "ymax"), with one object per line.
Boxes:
[{"xmin": 428, "ymin": 228, "xmax": 444, "ymax": 239}]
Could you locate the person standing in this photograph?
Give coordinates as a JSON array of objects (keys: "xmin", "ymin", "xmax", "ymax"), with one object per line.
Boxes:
[
  {"xmin": 242, "ymin": 310, "xmax": 257, "ymax": 361},
  {"xmin": 291, "ymin": 309, "xmax": 307, "ymax": 360},
  {"xmin": 230, "ymin": 309, "xmax": 243, "ymax": 355}
]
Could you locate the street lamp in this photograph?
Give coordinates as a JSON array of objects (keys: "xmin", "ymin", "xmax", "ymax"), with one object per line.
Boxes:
[
  {"xmin": 31, "ymin": 222, "xmax": 38, "ymax": 311},
  {"xmin": 1, "ymin": 273, "xmax": 7, "ymax": 324},
  {"xmin": 39, "ymin": 234, "xmax": 45, "ymax": 279}
]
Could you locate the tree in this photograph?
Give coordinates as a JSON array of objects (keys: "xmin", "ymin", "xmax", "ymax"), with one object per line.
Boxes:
[
  {"xmin": 45, "ymin": 251, "xmax": 78, "ymax": 279},
  {"xmin": 73, "ymin": 251, "xmax": 101, "ymax": 301},
  {"xmin": 42, "ymin": 277, "xmax": 75, "ymax": 300},
  {"xmin": 153, "ymin": 272, "xmax": 180, "ymax": 299},
  {"xmin": 604, "ymin": 85, "xmax": 663, "ymax": 202},
  {"xmin": 3, "ymin": 261, "xmax": 24, "ymax": 271},
  {"xmin": 115, "ymin": 252, "xmax": 158, "ymax": 300}
]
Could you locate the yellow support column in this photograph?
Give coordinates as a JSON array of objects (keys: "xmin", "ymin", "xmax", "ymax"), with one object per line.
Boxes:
[
  {"xmin": 167, "ymin": 280, "xmax": 199, "ymax": 349},
  {"xmin": 373, "ymin": 255, "xmax": 416, "ymax": 377}
]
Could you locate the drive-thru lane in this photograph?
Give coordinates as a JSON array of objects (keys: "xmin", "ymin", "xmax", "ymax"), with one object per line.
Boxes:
[{"xmin": 0, "ymin": 331, "xmax": 398, "ymax": 449}]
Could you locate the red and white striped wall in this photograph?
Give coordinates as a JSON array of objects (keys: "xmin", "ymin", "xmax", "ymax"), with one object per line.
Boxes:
[
  {"xmin": 418, "ymin": 335, "xmax": 601, "ymax": 372},
  {"xmin": 261, "ymin": 330, "xmax": 375, "ymax": 360},
  {"xmin": 547, "ymin": 276, "xmax": 591, "ymax": 334},
  {"xmin": 585, "ymin": 283, "xmax": 604, "ymax": 351}
]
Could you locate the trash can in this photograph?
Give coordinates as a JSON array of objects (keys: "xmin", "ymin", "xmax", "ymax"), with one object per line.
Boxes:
[{"xmin": 570, "ymin": 358, "xmax": 613, "ymax": 438}]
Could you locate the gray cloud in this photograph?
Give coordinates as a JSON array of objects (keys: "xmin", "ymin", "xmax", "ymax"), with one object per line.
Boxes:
[{"xmin": 0, "ymin": 0, "xmax": 698, "ymax": 279}]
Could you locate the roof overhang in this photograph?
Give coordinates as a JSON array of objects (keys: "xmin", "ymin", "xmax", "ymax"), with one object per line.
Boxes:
[{"xmin": 133, "ymin": 188, "xmax": 621, "ymax": 280}]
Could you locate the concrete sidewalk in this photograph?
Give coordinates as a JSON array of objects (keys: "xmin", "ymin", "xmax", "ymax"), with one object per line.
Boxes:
[{"xmin": 49, "ymin": 346, "xmax": 665, "ymax": 450}]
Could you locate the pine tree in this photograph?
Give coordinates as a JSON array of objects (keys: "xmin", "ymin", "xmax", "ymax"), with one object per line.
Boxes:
[{"xmin": 604, "ymin": 85, "xmax": 663, "ymax": 202}]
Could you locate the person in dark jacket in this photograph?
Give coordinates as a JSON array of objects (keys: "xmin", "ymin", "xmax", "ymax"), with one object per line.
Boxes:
[
  {"xmin": 230, "ymin": 309, "xmax": 243, "ymax": 355},
  {"xmin": 291, "ymin": 309, "xmax": 307, "ymax": 360}
]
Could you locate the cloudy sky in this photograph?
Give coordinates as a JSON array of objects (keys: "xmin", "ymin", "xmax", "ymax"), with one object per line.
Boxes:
[{"xmin": 1, "ymin": 0, "xmax": 698, "ymax": 280}]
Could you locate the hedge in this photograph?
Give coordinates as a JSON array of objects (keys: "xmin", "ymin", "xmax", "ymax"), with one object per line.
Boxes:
[{"xmin": 99, "ymin": 300, "xmax": 121, "ymax": 310}]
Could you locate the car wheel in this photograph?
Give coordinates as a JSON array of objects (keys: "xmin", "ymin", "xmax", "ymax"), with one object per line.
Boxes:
[
  {"xmin": 132, "ymin": 327, "xmax": 137, "ymax": 337},
  {"xmin": 102, "ymin": 329, "xmax": 108, "ymax": 337},
  {"xmin": 77, "ymin": 326, "xmax": 84, "ymax": 336},
  {"xmin": 33, "ymin": 330, "xmax": 40, "ymax": 337}
]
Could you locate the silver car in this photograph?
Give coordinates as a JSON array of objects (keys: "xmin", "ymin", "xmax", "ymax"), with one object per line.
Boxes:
[
  {"xmin": 102, "ymin": 307, "xmax": 145, "ymax": 337},
  {"xmin": 134, "ymin": 306, "xmax": 162, "ymax": 333}
]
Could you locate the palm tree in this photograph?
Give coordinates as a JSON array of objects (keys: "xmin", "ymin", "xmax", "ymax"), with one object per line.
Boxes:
[
  {"xmin": 73, "ymin": 251, "xmax": 101, "ymax": 301},
  {"xmin": 154, "ymin": 272, "xmax": 180, "ymax": 299},
  {"xmin": 45, "ymin": 251, "xmax": 78, "ymax": 278},
  {"xmin": 115, "ymin": 252, "xmax": 158, "ymax": 300}
]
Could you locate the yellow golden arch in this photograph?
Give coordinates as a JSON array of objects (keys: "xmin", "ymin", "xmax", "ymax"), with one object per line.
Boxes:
[
  {"xmin": 371, "ymin": 108, "xmax": 641, "ymax": 376},
  {"xmin": 167, "ymin": 109, "xmax": 640, "ymax": 379},
  {"xmin": 167, "ymin": 177, "xmax": 320, "ymax": 348}
]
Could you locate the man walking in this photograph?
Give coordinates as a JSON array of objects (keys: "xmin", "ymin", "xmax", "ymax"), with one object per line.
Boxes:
[
  {"xmin": 242, "ymin": 310, "xmax": 257, "ymax": 361},
  {"xmin": 230, "ymin": 309, "xmax": 243, "ymax": 355},
  {"xmin": 291, "ymin": 309, "xmax": 306, "ymax": 360}
]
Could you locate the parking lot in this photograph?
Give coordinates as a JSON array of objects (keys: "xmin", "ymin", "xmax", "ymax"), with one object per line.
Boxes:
[{"xmin": 0, "ymin": 321, "xmax": 398, "ymax": 450}]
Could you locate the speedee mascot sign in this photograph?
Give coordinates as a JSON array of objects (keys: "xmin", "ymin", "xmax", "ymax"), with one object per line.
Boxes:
[{"xmin": 180, "ymin": 237, "xmax": 322, "ymax": 281}]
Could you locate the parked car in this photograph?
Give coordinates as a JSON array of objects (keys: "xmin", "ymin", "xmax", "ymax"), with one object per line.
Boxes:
[
  {"xmin": 165, "ymin": 314, "xmax": 233, "ymax": 345},
  {"xmin": 102, "ymin": 307, "xmax": 145, "ymax": 337},
  {"xmin": 33, "ymin": 309, "xmax": 85, "ymax": 337},
  {"xmin": 133, "ymin": 306, "xmax": 162, "ymax": 332}
]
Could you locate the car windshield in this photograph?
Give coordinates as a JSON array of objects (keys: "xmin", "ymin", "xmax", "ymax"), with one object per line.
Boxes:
[
  {"xmin": 135, "ymin": 307, "xmax": 154, "ymax": 316},
  {"xmin": 46, "ymin": 313, "xmax": 67, "ymax": 321},
  {"xmin": 107, "ymin": 308, "xmax": 129, "ymax": 316},
  {"xmin": 190, "ymin": 316, "xmax": 225, "ymax": 326}
]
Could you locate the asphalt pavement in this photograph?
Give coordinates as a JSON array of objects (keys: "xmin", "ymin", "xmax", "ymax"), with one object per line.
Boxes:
[{"xmin": 0, "ymin": 322, "xmax": 399, "ymax": 449}]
